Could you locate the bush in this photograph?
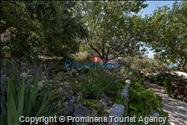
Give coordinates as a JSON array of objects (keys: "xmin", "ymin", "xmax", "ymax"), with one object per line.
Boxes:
[
  {"xmin": 128, "ymin": 80, "xmax": 168, "ymax": 125},
  {"xmin": 149, "ymin": 73, "xmax": 176, "ymax": 95},
  {"xmin": 77, "ymin": 69, "xmax": 124, "ymax": 100}
]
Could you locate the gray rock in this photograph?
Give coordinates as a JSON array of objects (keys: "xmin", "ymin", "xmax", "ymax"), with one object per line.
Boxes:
[
  {"xmin": 101, "ymin": 94, "xmax": 113, "ymax": 107},
  {"xmin": 62, "ymin": 103, "xmax": 74, "ymax": 116},
  {"xmin": 74, "ymin": 104, "xmax": 92, "ymax": 117},
  {"xmin": 121, "ymin": 82, "xmax": 130, "ymax": 113},
  {"xmin": 150, "ymin": 111, "xmax": 160, "ymax": 117},
  {"xmin": 62, "ymin": 96, "xmax": 75, "ymax": 116},
  {"xmin": 73, "ymin": 104, "xmax": 97, "ymax": 125},
  {"xmin": 67, "ymin": 95, "xmax": 75, "ymax": 104},
  {"xmin": 121, "ymin": 83, "xmax": 130, "ymax": 99},
  {"xmin": 109, "ymin": 104, "xmax": 125, "ymax": 125}
]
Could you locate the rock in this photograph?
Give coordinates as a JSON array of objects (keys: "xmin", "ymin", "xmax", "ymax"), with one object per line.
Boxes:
[
  {"xmin": 62, "ymin": 103, "xmax": 74, "ymax": 116},
  {"xmin": 28, "ymin": 66, "xmax": 42, "ymax": 76},
  {"xmin": 67, "ymin": 95, "xmax": 75, "ymax": 104},
  {"xmin": 121, "ymin": 82, "xmax": 130, "ymax": 112},
  {"xmin": 97, "ymin": 94, "xmax": 113, "ymax": 114},
  {"xmin": 74, "ymin": 104, "xmax": 93, "ymax": 117},
  {"xmin": 62, "ymin": 96, "xmax": 75, "ymax": 116},
  {"xmin": 108, "ymin": 104, "xmax": 125, "ymax": 125},
  {"xmin": 121, "ymin": 83, "xmax": 130, "ymax": 99},
  {"xmin": 72, "ymin": 104, "xmax": 97, "ymax": 125},
  {"xmin": 60, "ymin": 84, "xmax": 74, "ymax": 97},
  {"xmin": 101, "ymin": 94, "xmax": 113, "ymax": 107},
  {"xmin": 150, "ymin": 111, "xmax": 160, "ymax": 117},
  {"xmin": 73, "ymin": 103, "xmax": 97, "ymax": 125}
]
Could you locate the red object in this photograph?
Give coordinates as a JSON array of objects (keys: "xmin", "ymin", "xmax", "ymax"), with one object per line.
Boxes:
[{"xmin": 91, "ymin": 56, "xmax": 102, "ymax": 63}]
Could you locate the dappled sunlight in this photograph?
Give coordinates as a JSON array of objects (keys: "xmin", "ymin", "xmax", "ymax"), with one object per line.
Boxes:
[{"xmin": 146, "ymin": 82, "xmax": 187, "ymax": 125}]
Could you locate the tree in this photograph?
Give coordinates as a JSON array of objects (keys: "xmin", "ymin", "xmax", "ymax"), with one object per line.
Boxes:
[
  {"xmin": 140, "ymin": 1, "xmax": 187, "ymax": 71},
  {"xmin": 1, "ymin": 1, "xmax": 42, "ymax": 62},
  {"xmin": 27, "ymin": 1, "xmax": 87, "ymax": 57},
  {"xmin": 1, "ymin": 1, "xmax": 87, "ymax": 62},
  {"xmin": 77, "ymin": 1, "xmax": 147, "ymax": 62},
  {"xmin": 124, "ymin": 55, "xmax": 168, "ymax": 74}
]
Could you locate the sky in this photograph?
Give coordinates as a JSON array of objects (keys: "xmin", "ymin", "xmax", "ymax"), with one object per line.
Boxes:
[
  {"xmin": 138, "ymin": 1, "xmax": 175, "ymax": 58},
  {"xmin": 139, "ymin": 0, "xmax": 175, "ymax": 17}
]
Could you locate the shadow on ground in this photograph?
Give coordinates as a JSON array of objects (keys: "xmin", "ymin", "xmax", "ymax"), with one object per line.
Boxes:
[{"xmin": 144, "ymin": 81, "xmax": 187, "ymax": 125}]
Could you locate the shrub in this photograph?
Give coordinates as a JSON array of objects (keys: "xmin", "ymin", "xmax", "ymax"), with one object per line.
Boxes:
[
  {"xmin": 128, "ymin": 80, "xmax": 168, "ymax": 125},
  {"xmin": 150, "ymin": 73, "xmax": 176, "ymax": 95},
  {"xmin": 77, "ymin": 69, "xmax": 124, "ymax": 100}
]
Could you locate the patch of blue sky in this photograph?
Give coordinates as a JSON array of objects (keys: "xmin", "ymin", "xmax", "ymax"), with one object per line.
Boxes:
[{"xmin": 138, "ymin": 0, "xmax": 174, "ymax": 17}]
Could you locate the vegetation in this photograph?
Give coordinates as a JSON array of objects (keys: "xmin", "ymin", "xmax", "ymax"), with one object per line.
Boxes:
[
  {"xmin": 1, "ymin": 1, "xmax": 87, "ymax": 61},
  {"xmin": 123, "ymin": 56, "xmax": 168, "ymax": 74},
  {"xmin": 1, "ymin": 1, "xmax": 186, "ymax": 70},
  {"xmin": 128, "ymin": 79, "xmax": 168, "ymax": 125},
  {"xmin": 77, "ymin": 69, "xmax": 123, "ymax": 99},
  {"xmin": 76, "ymin": 1, "xmax": 147, "ymax": 61},
  {"xmin": 128, "ymin": 80, "xmax": 165, "ymax": 116},
  {"xmin": 139, "ymin": 1, "xmax": 187, "ymax": 71},
  {"xmin": 149, "ymin": 73, "xmax": 176, "ymax": 95},
  {"xmin": 1, "ymin": 76, "xmax": 59, "ymax": 125},
  {"xmin": 149, "ymin": 72, "xmax": 187, "ymax": 102},
  {"xmin": 1, "ymin": 1, "xmax": 187, "ymax": 125}
]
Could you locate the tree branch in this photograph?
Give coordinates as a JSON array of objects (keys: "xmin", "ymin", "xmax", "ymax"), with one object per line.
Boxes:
[{"xmin": 89, "ymin": 44, "xmax": 103, "ymax": 59}]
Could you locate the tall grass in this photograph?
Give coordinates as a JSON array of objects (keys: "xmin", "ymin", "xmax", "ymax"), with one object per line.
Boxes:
[{"xmin": 5, "ymin": 77, "xmax": 59, "ymax": 125}]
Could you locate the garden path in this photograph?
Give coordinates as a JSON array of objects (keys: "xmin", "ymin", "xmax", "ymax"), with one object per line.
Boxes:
[{"xmin": 144, "ymin": 81, "xmax": 187, "ymax": 125}]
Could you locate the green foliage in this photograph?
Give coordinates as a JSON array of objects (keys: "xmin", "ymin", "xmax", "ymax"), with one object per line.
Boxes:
[
  {"xmin": 124, "ymin": 56, "xmax": 168, "ymax": 74},
  {"xmin": 1, "ymin": 1, "xmax": 87, "ymax": 62},
  {"xmin": 77, "ymin": 69, "xmax": 123, "ymax": 99},
  {"xmin": 128, "ymin": 80, "xmax": 167, "ymax": 118},
  {"xmin": 77, "ymin": 1, "xmax": 147, "ymax": 61},
  {"xmin": 4, "ymin": 77, "xmax": 59, "ymax": 125},
  {"xmin": 82, "ymin": 99, "xmax": 99, "ymax": 109},
  {"xmin": 1, "ymin": 1, "xmax": 42, "ymax": 62},
  {"xmin": 1, "ymin": 0, "xmax": 186, "ymax": 70},
  {"xmin": 150, "ymin": 73, "xmax": 176, "ymax": 95},
  {"xmin": 115, "ymin": 96, "xmax": 126, "ymax": 105},
  {"xmin": 28, "ymin": 1, "xmax": 87, "ymax": 56},
  {"xmin": 81, "ymin": 98, "xmax": 107, "ymax": 117},
  {"xmin": 140, "ymin": 1, "xmax": 187, "ymax": 71}
]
